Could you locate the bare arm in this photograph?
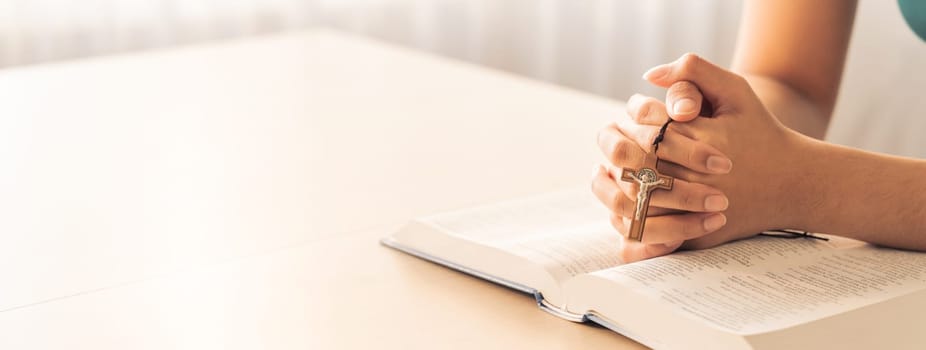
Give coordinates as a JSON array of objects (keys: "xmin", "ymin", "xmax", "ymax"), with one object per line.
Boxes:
[
  {"xmin": 732, "ymin": 0, "xmax": 858, "ymax": 139},
  {"xmin": 797, "ymin": 138, "xmax": 926, "ymax": 250}
]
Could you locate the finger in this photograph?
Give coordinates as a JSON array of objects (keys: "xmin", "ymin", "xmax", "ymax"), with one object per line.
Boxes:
[
  {"xmin": 613, "ymin": 178, "xmax": 679, "ymax": 217},
  {"xmin": 650, "ymin": 178, "xmax": 728, "ymax": 212},
  {"xmin": 638, "ymin": 212, "xmax": 727, "ymax": 245},
  {"xmin": 604, "ymin": 147, "xmax": 714, "ymax": 193},
  {"xmin": 654, "ymin": 129, "xmax": 733, "ymax": 174},
  {"xmin": 626, "ymin": 94, "xmax": 670, "ymax": 125},
  {"xmin": 614, "ymin": 113, "xmax": 661, "ymax": 154},
  {"xmin": 645, "ymin": 182, "xmax": 727, "ymax": 216},
  {"xmin": 609, "ymin": 165, "xmax": 727, "ymax": 213},
  {"xmin": 611, "ymin": 116, "xmax": 733, "ymax": 175},
  {"xmin": 593, "ymin": 165, "xmax": 674, "ymax": 217},
  {"xmin": 597, "ymin": 124, "xmax": 647, "ymax": 168},
  {"xmin": 654, "ymin": 160, "xmax": 695, "ymax": 181},
  {"xmin": 609, "ymin": 212, "xmax": 726, "ymax": 245},
  {"xmin": 653, "ymin": 160, "xmax": 721, "ymax": 185},
  {"xmin": 665, "ymin": 81, "xmax": 703, "ymax": 122},
  {"xmin": 617, "ymin": 176, "xmax": 678, "ymax": 217},
  {"xmin": 617, "ymin": 238, "xmax": 684, "ymax": 263},
  {"xmin": 642, "ymin": 53, "xmax": 753, "ymax": 106}
]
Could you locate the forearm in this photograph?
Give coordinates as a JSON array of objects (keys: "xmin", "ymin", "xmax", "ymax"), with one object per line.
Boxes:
[
  {"xmin": 731, "ymin": 0, "xmax": 856, "ymax": 139},
  {"xmin": 792, "ymin": 136, "xmax": 926, "ymax": 249},
  {"xmin": 741, "ymin": 74, "xmax": 830, "ymax": 139}
]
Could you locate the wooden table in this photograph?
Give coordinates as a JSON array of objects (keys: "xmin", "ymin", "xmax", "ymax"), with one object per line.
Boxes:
[{"xmin": 0, "ymin": 29, "xmax": 644, "ymax": 349}]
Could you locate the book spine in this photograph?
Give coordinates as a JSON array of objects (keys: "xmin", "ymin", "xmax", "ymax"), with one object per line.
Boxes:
[{"xmin": 535, "ymin": 296, "xmax": 586, "ymax": 322}]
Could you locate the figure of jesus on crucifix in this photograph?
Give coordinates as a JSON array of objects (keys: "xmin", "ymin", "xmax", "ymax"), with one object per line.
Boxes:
[
  {"xmin": 619, "ymin": 151, "xmax": 674, "ymax": 242},
  {"xmin": 626, "ymin": 168, "xmax": 669, "ymax": 220}
]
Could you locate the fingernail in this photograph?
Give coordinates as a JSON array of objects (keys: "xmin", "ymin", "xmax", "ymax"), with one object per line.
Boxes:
[
  {"xmin": 703, "ymin": 213, "xmax": 727, "ymax": 232},
  {"xmin": 706, "ymin": 155, "xmax": 733, "ymax": 173},
  {"xmin": 642, "ymin": 64, "xmax": 671, "ymax": 81},
  {"xmin": 593, "ymin": 164, "xmax": 604, "ymax": 177},
  {"xmin": 704, "ymin": 195, "xmax": 729, "ymax": 211},
  {"xmin": 673, "ymin": 98, "xmax": 697, "ymax": 115}
]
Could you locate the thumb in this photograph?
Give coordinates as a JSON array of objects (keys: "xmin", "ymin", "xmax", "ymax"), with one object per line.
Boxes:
[{"xmin": 642, "ymin": 53, "xmax": 752, "ymax": 107}]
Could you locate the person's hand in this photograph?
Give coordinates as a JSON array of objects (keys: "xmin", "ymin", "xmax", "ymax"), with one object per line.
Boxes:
[
  {"xmin": 592, "ymin": 85, "xmax": 736, "ymax": 262},
  {"xmin": 613, "ymin": 53, "xmax": 810, "ymax": 255},
  {"xmin": 591, "ymin": 98, "xmax": 730, "ymax": 262}
]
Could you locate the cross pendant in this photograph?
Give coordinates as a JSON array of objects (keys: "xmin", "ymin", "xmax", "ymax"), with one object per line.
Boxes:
[{"xmin": 619, "ymin": 151, "xmax": 674, "ymax": 242}]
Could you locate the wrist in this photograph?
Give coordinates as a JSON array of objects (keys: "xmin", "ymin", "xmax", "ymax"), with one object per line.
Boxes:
[{"xmin": 776, "ymin": 131, "xmax": 829, "ymax": 232}]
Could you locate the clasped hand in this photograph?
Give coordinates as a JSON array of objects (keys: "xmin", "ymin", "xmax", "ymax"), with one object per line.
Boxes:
[{"xmin": 592, "ymin": 53, "xmax": 811, "ymax": 262}]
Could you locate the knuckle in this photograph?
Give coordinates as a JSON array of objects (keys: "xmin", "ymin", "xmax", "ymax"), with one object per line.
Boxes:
[
  {"xmin": 633, "ymin": 103, "xmax": 652, "ymax": 123},
  {"xmin": 680, "ymin": 191, "xmax": 699, "ymax": 211},
  {"xmin": 677, "ymin": 53, "xmax": 702, "ymax": 75},
  {"xmin": 614, "ymin": 194, "xmax": 628, "ymax": 216},
  {"xmin": 684, "ymin": 216, "xmax": 706, "ymax": 237},
  {"xmin": 627, "ymin": 94, "xmax": 657, "ymax": 122},
  {"xmin": 635, "ymin": 99, "xmax": 659, "ymax": 121},
  {"xmin": 597, "ymin": 126, "xmax": 616, "ymax": 154},
  {"xmin": 610, "ymin": 138, "xmax": 632, "ymax": 163},
  {"xmin": 686, "ymin": 146, "xmax": 699, "ymax": 169},
  {"xmin": 665, "ymin": 122, "xmax": 688, "ymax": 139},
  {"xmin": 679, "ymin": 52, "xmax": 702, "ymax": 66},
  {"xmin": 731, "ymin": 74, "xmax": 750, "ymax": 88}
]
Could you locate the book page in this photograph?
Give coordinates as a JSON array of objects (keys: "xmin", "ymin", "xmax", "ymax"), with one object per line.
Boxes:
[
  {"xmin": 423, "ymin": 189, "xmax": 622, "ymax": 283},
  {"xmin": 496, "ymin": 221, "xmax": 621, "ymax": 282},
  {"xmin": 594, "ymin": 235, "xmax": 926, "ymax": 334}
]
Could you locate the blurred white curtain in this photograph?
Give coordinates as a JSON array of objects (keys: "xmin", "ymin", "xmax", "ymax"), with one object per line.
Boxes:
[
  {"xmin": 0, "ymin": 0, "xmax": 318, "ymax": 67},
  {"xmin": 0, "ymin": 0, "xmax": 742, "ymax": 101},
  {"xmin": 2, "ymin": 0, "xmax": 921, "ymax": 156},
  {"xmin": 328, "ymin": 0, "xmax": 743, "ymax": 99}
]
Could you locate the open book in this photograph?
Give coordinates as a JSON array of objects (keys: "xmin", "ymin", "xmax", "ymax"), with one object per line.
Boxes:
[{"xmin": 381, "ymin": 189, "xmax": 926, "ymax": 349}]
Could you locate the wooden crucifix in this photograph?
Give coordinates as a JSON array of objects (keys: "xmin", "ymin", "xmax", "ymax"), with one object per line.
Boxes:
[{"xmin": 620, "ymin": 151, "xmax": 674, "ymax": 242}]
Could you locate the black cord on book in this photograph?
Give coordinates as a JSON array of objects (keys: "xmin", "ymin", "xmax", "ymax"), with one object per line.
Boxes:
[{"xmin": 758, "ymin": 229, "xmax": 829, "ymax": 241}]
